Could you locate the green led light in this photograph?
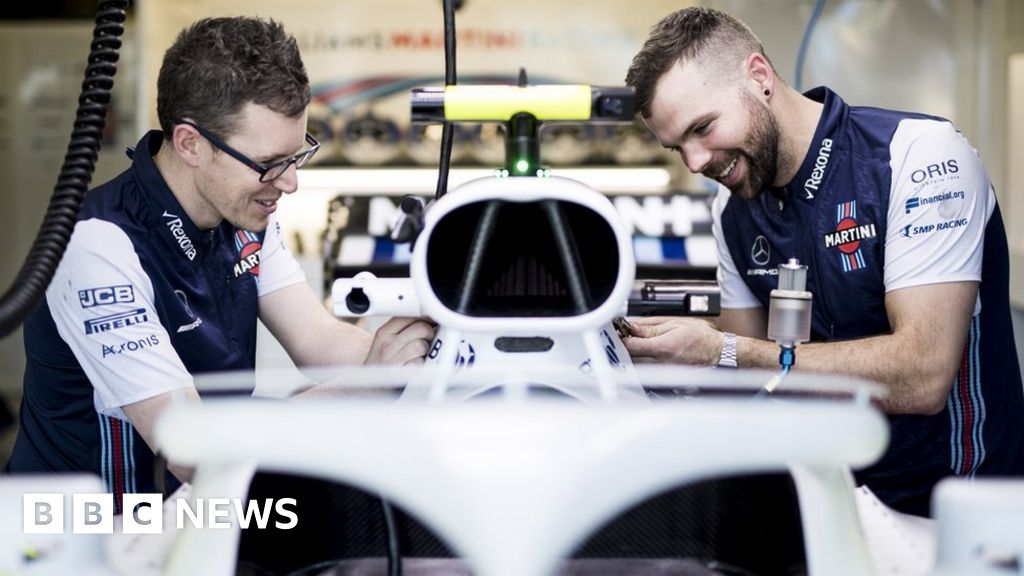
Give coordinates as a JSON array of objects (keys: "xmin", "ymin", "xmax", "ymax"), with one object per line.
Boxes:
[{"xmin": 514, "ymin": 159, "xmax": 530, "ymax": 174}]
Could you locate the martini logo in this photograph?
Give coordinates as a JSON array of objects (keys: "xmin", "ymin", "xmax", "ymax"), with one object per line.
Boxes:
[
  {"xmin": 233, "ymin": 230, "xmax": 262, "ymax": 277},
  {"xmin": 824, "ymin": 200, "xmax": 876, "ymax": 272}
]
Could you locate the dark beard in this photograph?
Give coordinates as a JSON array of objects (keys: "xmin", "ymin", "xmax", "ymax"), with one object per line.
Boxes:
[{"xmin": 731, "ymin": 89, "xmax": 780, "ymax": 200}]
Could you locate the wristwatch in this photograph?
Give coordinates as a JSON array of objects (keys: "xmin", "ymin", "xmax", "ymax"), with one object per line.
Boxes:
[{"xmin": 717, "ymin": 332, "xmax": 738, "ymax": 368}]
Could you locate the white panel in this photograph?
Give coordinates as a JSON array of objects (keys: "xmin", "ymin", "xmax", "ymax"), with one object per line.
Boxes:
[{"xmin": 1007, "ymin": 52, "xmax": 1024, "ymax": 307}]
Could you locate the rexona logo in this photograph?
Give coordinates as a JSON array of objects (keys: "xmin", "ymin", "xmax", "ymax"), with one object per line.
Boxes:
[
  {"xmin": 162, "ymin": 211, "xmax": 197, "ymax": 261},
  {"xmin": 84, "ymin": 308, "xmax": 148, "ymax": 335},
  {"xmin": 824, "ymin": 200, "xmax": 876, "ymax": 273},
  {"xmin": 803, "ymin": 138, "xmax": 833, "ymax": 200},
  {"xmin": 23, "ymin": 493, "xmax": 298, "ymax": 534},
  {"xmin": 79, "ymin": 285, "xmax": 135, "ymax": 308}
]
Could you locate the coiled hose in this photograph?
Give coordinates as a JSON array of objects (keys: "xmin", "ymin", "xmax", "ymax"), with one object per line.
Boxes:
[{"xmin": 0, "ymin": 0, "xmax": 129, "ymax": 338}]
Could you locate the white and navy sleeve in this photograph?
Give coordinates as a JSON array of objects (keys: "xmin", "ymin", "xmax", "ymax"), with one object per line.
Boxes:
[
  {"xmin": 712, "ymin": 185, "xmax": 761, "ymax": 309},
  {"xmin": 45, "ymin": 219, "xmax": 194, "ymax": 419},
  {"xmin": 885, "ymin": 119, "xmax": 993, "ymax": 310},
  {"xmin": 256, "ymin": 215, "xmax": 307, "ymax": 297}
]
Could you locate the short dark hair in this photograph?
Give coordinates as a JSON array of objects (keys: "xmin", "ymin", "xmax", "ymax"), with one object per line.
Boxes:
[
  {"xmin": 157, "ymin": 17, "xmax": 310, "ymax": 138},
  {"xmin": 625, "ymin": 7, "xmax": 770, "ymax": 118}
]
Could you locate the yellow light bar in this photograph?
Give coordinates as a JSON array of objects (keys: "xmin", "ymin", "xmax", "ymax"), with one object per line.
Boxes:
[{"xmin": 443, "ymin": 85, "xmax": 592, "ymax": 121}]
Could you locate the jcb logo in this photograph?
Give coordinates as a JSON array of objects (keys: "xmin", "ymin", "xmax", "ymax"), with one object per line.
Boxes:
[{"xmin": 79, "ymin": 285, "xmax": 135, "ymax": 309}]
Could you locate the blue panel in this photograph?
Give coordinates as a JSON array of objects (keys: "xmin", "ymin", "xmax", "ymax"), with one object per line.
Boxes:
[{"xmin": 660, "ymin": 237, "xmax": 687, "ymax": 262}]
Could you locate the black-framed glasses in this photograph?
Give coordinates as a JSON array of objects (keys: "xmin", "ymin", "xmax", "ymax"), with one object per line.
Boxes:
[{"xmin": 174, "ymin": 118, "xmax": 320, "ymax": 183}]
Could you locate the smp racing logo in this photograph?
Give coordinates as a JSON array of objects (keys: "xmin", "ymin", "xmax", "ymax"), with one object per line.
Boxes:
[
  {"xmin": 803, "ymin": 138, "xmax": 833, "ymax": 200},
  {"xmin": 162, "ymin": 211, "xmax": 197, "ymax": 261},
  {"xmin": 900, "ymin": 218, "xmax": 969, "ymax": 238},
  {"xmin": 233, "ymin": 230, "xmax": 262, "ymax": 277},
  {"xmin": 823, "ymin": 200, "xmax": 877, "ymax": 272}
]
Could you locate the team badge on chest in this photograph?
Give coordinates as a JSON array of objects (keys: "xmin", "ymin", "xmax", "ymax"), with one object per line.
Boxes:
[
  {"xmin": 822, "ymin": 200, "xmax": 876, "ymax": 272},
  {"xmin": 233, "ymin": 229, "xmax": 262, "ymax": 278}
]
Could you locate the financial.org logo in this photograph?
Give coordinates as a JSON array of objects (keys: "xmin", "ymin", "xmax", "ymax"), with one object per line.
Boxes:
[{"xmin": 904, "ymin": 190, "xmax": 965, "ymax": 214}]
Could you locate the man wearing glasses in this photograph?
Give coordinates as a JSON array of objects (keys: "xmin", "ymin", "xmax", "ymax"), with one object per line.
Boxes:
[{"xmin": 7, "ymin": 17, "xmax": 434, "ymax": 501}]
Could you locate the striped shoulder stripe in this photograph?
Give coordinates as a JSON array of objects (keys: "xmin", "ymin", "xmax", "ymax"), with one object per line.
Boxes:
[
  {"xmin": 948, "ymin": 315, "xmax": 986, "ymax": 477},
  {"xmin": 98, "ymin": 413, "xmax": 138, "ymax": 512}
]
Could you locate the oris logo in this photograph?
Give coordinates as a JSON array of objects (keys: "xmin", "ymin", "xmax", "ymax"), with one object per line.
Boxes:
[
  {"xmin": 910, "ymin": 159, "xmax": 959, "ymax": 184},
  {"xmin": 162, "ymin": 211, "xmax": 197, "ymax": 261},
  {"xmin": 803, "ymin": 138, "xmax": 833, "ymax": 200}
]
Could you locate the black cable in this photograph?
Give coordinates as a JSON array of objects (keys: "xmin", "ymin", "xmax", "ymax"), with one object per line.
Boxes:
[
  {"xmin": 381, "ymin": 497, "xmax": 402, "ymax": 576},
  {"xmin": 434, "ymin": 0, "xmax": 457, "ymax": 199},
  {"xmin": 0, "ymin": 0, "xmax": 128, "ymax": 339}
]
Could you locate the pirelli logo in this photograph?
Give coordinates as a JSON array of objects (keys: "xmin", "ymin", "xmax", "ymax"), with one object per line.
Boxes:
[
  {"xmin": 84, "ymin": 308, "xmax": 148, "ymax": 335},
  {"xmin": 823, "ymin": 223, "xmax": 877, "ymax": 249}
]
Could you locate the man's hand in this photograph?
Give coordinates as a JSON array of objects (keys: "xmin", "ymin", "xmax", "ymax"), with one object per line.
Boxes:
[
  {"xmin": 622, "ymin": 316, "xmax": 722, "ymax": 366},
  {"xmin": 363, "ymin": 317, "xmax": 436, "ymax": 366}
]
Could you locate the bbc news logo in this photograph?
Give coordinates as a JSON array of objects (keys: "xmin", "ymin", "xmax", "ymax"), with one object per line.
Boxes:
[{"xmin": 23, "ymin": 493, "xmax": 298, "ymax": 534}]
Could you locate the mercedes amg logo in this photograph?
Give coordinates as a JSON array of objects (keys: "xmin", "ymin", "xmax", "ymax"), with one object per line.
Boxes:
[
  {"xmin": 751, "ymin": 235, "xmax": 771, "ymax": 266},
  {"xmin": 175, "ymin": 289, "xmax": 196, "ymax": 319}
]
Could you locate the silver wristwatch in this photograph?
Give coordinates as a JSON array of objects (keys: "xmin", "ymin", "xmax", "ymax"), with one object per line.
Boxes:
[{"xmin": 717, "ymin": 332, "xmax": 738, "ymax": 368}]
